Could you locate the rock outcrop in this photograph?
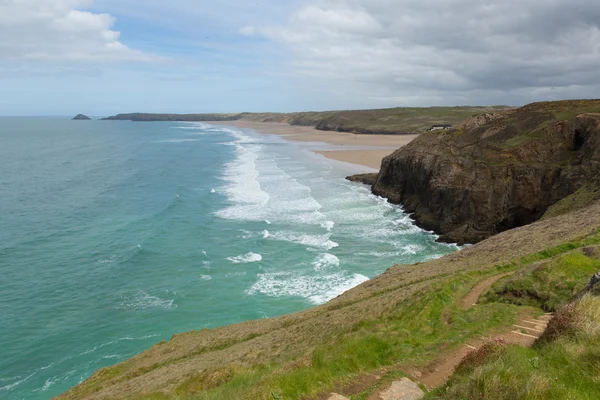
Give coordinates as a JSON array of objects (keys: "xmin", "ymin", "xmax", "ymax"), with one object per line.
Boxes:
[
  {"xmin": 356, "ymin": 100, "xmax": 600, "ymax": 244},
  {"xmin": 346, "ymin": 173, "xmax": 379, "ymax": 186},
  {"xmin": 72, "ymin": 114, "xmax": 91, "ymax": 120}
]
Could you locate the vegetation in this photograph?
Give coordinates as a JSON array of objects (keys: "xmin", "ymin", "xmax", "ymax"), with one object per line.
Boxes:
[
  {"xmin": 482, "ymin": 248, "xmax": 600, "ymax": 311},
  {"xmin": 102, "ymin": 106, "xmax": 513, "ymax": 134},
  {"xmin": 543, "ymin": 185, "xmax": 600, "ymax": 220},
  {"xmin": 243, "ymin": 106, "xmax": 513, "ymax": 134},
  {"xmin": 431, "ymin": 294, "xmax": 600, "ymax": 400}
]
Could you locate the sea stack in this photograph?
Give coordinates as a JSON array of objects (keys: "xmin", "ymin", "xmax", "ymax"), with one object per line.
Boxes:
[{"xmin": 72, "ymin": 114, "xmax": 91, "ymax": 120}]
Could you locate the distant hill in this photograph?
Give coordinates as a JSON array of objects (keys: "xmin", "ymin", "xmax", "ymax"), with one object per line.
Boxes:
[
  {"xmin": 102, "ymin": 106, "xmax": 514, "ymax": 134},
  {"xmin": 72, "ymin": 114, "xmax": 91, "ymax": 120},
  {"xmin": 102, "ymin": 113, "xmax": 239, "ymax": 122}
]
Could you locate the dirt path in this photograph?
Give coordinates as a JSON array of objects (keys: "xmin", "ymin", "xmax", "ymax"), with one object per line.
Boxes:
[
  {"xmin": 319, "ymin": 272, "xmax": 553, "ymax": 399},
  {"xmin": 418, "ymin": 312, "xmax": 552, "ymax": 389},
  {"xmin": 460, "ymin": 272, "xmax": 513, "ymax": 309},
  {"xmin": 417, "ymin": 271, "xmax": 550, "ymax": 389}
]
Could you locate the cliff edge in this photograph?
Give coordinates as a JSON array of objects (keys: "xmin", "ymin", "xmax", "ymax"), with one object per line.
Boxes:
[{"xmin": 368, "ymin": 100, "xmax": 600, "ymax": 244}]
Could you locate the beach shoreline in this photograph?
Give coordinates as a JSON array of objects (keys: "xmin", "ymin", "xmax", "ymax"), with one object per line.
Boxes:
[{"xmin": 211, "ymin": 120, "xmax": 418, "ymax": 170}]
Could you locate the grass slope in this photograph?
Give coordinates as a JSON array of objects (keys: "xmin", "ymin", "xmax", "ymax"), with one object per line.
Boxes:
[
  {"xmin": 242, "ymin": 106, "xmax": 513, "ymax": 134},
  {"xmin": 432, "ymin": 294, "xmax": 600, "ymax": 400},
  {"xmin": 482, "ymin": 249, "xmax": 600, "ymax": 312}
]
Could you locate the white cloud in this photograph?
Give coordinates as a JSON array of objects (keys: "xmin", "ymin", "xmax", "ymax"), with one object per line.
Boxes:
[
  {"xmin": 242, "ymin": 0, "xmax": 600, "ymax": 106},
  {"xmin": 0, "ymin": 0, "xmax": 161, "ymax": 62}
]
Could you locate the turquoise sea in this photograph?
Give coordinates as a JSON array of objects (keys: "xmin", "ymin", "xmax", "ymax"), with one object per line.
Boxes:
[{"xmin": 0, "ymin": 118, "xmax": 458, "ymax": 399}]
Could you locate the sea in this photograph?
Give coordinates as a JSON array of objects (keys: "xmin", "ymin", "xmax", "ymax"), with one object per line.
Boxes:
[{"xmin": 0, "ymin": 118, "xmax": 458, "ymax": 399}]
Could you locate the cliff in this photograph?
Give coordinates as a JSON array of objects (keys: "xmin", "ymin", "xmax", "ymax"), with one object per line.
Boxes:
[{"xmin": 368, "ymin": 100, "xmax": 600, "ymax": 244}]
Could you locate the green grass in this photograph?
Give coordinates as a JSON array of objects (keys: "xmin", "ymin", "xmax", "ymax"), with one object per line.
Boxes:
[
  {"xmin": 482, "ymin": 250, "xmax": 600, "ymax": 311},
  {"xmin": 429, "ymin": 295, "xmax": 600, "ymax": 400}
]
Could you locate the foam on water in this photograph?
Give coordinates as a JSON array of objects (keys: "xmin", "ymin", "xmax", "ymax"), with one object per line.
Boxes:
[
  {"xmin": 268, "ymin": 231, "xmax": 339, "ymax": 250},
  {"xmin": 157, "ymin": 138, "xmax": 200, "ymax": 143},
  {"xmin": 216, "ymin": 129, "xmax": 327, "ymax": 226},
  {"xmin": 117, "ymin": 290, "xmax": 176, "ymax": 310},
  {"xmin": 246, "ymin": 271, "xmax": 369, "ymax": 305},
  {"xmin": 227, "ymin": 252, "xmax": 263, "ymax": 264},
  {"xmin": 312, "ymin": 253, "xmax": 340, "ymax": 271}
]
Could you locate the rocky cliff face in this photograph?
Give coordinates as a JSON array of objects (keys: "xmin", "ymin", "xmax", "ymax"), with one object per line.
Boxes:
[{"xmin": 368, "ymin": 100, "xmax": 600, "ymax": 244}]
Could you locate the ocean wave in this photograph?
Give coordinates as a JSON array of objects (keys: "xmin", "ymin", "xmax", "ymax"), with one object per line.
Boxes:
[
  {"xmin": 227, "ymin": 252, "xmax": 262, "ymax": 264},
  {"xmin": 117, "ymin": 290, "xmax": 175, "ymax": 311},
  {"xmin": 401, "ymin": 244, "xmax": 423, "ymax": 255},
  {"xmin": 172, "ymin": 122, "xmax": 211, "ymax": 130},
  {"xmin": 321, "ymin": 221, "xmax": 335, "ymax": 231},
  {"xmin": 312, "ymin": 253, "xmax": 340, "ymax": 271},
  {"xmin": 200, "ymin": 275, "xmax": 212, "ymax": 281},
  {"xmin": 98, "ymin": 255, "xmax": 117, "ymax": 264},
  {"xmin": 268, "ymin": 231, "xmax": 339, "ymax": 250},
  {"xmin": 0, "ymin": 372, "xmax": 35, "ymax": 392},
  {"xmin": 98, "ymin": 334, "xmax": 161, "ymax": 349},
  {"xmin": 246, "ymin": 271, "xmax": 369, "ymax": 305},
  {"xmin": 157, "ymin": 138, "xmax": 200, "ymax": 143},
  {"xmin": 226, "ymin": 271, "xmax": 247, "ymax": 277},
  {"xmin": 216, "ymin": 130, "xmax": 329, "ymax": 226}
]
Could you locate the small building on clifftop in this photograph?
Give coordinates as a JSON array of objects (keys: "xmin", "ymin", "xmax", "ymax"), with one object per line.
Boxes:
[{"xmin": 428, "ymin": 124, "xmax": 453, "ymax": 131}]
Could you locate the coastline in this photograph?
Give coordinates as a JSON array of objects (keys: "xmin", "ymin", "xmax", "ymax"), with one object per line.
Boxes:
[{"xmin": 211, "ymin": 120, "xmax": 417, "ymax": 170}]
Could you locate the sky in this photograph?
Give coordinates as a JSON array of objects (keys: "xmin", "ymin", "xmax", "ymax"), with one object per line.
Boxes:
[{"xmin": 1, "ymin": 0, "xmax": 599, "ymax": 115}]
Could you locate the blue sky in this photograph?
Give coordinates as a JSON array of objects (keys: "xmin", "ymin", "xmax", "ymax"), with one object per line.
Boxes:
[{"xmin": 1, "ymin": 0, "xmax": 599, "ymax": 116}]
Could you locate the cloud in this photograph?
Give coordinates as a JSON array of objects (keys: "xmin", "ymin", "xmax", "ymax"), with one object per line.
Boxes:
[
  {"xmin": 242, "ymin": 0, "xmax": 600, "ymax": 105},
  {"xmin": 0, "ymin": 0, "xmax": 161, "ymax": 63}
]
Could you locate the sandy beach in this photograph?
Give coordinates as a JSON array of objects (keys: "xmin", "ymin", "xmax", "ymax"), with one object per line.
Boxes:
[{"xmin": 212, "ymin": 120, "xmax": 418, "ymax": 170}]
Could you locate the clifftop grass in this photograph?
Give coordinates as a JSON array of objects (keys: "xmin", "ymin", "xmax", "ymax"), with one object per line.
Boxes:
[{"xmin": 482, "ymin": 248, "xmax": 600, "ymax": 312}]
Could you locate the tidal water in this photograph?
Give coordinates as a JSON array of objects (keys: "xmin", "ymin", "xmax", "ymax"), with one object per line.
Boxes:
[{"xmin": 0, "ymin": 118, "xmax": 458, "ymax": 398}]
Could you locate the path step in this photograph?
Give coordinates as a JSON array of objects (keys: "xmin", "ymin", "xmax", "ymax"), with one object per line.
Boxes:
[
  {"xmin": 379, "ymin": 378, "xmax": 425, "ymax": 400},
  {"xmin": 513, "ymin": 324, "xmax": 544, "ymax": 333},
  {"xmin": 511, "ymin": 330, "xmax": 538, "ymax": 339}
]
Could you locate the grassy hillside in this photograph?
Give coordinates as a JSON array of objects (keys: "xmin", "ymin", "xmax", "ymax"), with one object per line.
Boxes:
[
  {"xmin": 58, "ymin": 199, "xmax": 600, "ymax": 399},
  {"xmin": 434, "ymin": 293, "xmax": 600, "ymax": 399},
  {"xmin": 103, "ymin": 106, "xmax": 513, "ymax": 134},
  {"xmin": 241, "ymin": 106, "xmax": 512, "ymax": 134}
]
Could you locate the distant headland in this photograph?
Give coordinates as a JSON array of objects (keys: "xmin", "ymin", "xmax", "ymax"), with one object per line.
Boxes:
[
  {"xmin": 101, "ymin": 106, "xmax": 512, "ymax": 135},
  {"xmin": 72, "ymin": 114, "xmax": 91, "ymax": 120}
]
